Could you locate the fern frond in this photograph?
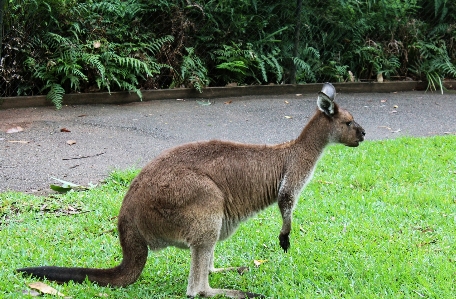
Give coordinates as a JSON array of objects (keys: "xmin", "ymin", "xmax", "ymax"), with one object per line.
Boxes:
[
  {"xmin": 46, "ymin": 83, "xmax": 65, "ymax": 109},
  {"xmin": 82, "ymin": 53, "xmax": 106, "ymax": 79},
  {"xmin": 256, "ymin": 57, "xmax": 268, "ymax": 82}
]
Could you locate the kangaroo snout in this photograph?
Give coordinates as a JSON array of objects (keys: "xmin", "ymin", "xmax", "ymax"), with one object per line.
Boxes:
[{"xmin": 356, "ymin": 121, "xmax": 366, "ymax": 142}]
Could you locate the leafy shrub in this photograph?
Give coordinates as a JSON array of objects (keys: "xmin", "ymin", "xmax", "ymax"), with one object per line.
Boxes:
[
  {"xmin": 170, "ymin": 47, "xmax": 209, "ymax": 92},
  {"xmin": 2, "ymin": 0, "xmax": 173, "ymax": 108},
  {"xmin": 1, "ymin": 0, "xmax": 456, "ymax": 105}
]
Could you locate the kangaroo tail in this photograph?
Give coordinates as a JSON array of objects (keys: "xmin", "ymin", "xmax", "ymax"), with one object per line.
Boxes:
[
  {"xmin": 16, "ymin": 266, "xmax": 126, "ymax": 286},
  {"xmin": 17, "ymin": 214, "xmax": 148, "ymax": 287}
]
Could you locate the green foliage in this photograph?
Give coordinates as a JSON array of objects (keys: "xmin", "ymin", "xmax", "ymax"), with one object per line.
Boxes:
[
  {"xmin": 2, "ymin": 0, "xmax": 456, "ymax": 100},
  {"xmin": 293, "ymin": 46, "xmax": 321, "ymax": 83},
  {"xmin": 354, "ymin": 41, "xmax": 401, "ymax": 80},
  {"xmin": 2, "ymin": 0, "xmax": 173, "ymax": 107},
  {"xmin": 409, "ymin": 40, "xmax": 456, "ymax": 93},
  {"xmin": 170, "ymin": 47, "xmax": 209, "ymax": 93},
  {"xmin": 213, "ymin": 43, "xmax": 283, "ymax": 85}
]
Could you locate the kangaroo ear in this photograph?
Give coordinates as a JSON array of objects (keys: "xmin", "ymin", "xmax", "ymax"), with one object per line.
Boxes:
[{"xmin": 317, "ymin": 82, "xmax": 336, "ymax": 116}]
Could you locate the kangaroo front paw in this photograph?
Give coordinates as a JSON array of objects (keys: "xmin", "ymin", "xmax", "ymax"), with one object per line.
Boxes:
[{"xmin": 278, "ymin": 233, "xmax": 290, "ymax": 252}]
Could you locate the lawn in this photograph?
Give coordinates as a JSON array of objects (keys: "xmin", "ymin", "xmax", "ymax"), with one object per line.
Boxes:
[{"xmin": 1, "ymin": 135, "xmax": 455, "ymax": 298}]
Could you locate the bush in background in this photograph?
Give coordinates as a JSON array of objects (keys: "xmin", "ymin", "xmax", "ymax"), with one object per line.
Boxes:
[{"xmin": 1, "ymin": 0, "xmax": 455, "ymax": 107}]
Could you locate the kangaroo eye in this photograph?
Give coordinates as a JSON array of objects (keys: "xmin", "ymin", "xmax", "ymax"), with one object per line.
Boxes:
[{"xmin": 346, "ymin": 121, "xmax": 353, "ymax": 127}]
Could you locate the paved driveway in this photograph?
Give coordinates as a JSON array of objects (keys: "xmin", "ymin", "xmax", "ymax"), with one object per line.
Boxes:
[{"xmin": 1, "ymin": 91, "xmax": 455, "ymax": 193}]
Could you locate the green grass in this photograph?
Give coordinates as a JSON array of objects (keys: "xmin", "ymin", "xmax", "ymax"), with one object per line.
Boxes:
[{"xmin": 1, "ymin": 136, "xmax": 455, "ymax": 298}]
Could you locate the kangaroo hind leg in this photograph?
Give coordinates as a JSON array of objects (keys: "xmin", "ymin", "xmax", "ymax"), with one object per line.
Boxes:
[{"xmin": 187, "ymin": 244, "xmax": 264, "ymax": 299}]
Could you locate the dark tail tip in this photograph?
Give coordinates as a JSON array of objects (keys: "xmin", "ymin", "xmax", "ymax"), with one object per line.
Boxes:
[{"xmin": 16, "ymin": 266, "xmax": 86, "ymax": 284}]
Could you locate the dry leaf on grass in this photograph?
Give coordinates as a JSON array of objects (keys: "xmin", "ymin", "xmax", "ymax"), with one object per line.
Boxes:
[
  {"xmin": 28, "ymin": 282, "xmax": 68, "ymax": 297},
  {"xmin": 6, "ymin": 126, "xmax": 24, "ymax": 133},
  {"xmin": 253, "ymin": 259, "xmax": 268, "ymax": 267}
]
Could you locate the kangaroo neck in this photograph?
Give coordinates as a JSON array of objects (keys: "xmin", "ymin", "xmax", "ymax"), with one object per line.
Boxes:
[{"xmin": 292, "ymin": 111, "xmax": 331, "ymax": 156}]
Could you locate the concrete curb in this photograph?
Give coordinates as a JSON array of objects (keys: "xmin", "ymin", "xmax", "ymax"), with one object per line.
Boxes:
[{"xmin": 1, "ymin": 81, "xmax": 454, "ymax": 109}]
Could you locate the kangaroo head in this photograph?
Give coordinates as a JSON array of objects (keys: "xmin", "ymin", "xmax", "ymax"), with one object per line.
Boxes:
[{"xmin": 317, "ymin": 83, "xmax": 365, "ymax": 147}]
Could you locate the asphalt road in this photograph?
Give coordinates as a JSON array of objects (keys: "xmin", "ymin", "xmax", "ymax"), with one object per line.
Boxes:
[{"xmin": 1, "ymin": 90, "xmax": 455, "ymax": 193}]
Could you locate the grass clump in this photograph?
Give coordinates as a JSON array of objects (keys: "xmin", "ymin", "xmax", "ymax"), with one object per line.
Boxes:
[{"xmin": 1, "ymin": 135, "xmax": 455, "ymax": 298}]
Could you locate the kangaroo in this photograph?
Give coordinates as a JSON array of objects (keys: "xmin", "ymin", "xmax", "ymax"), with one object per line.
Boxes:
[{"xmin": 17, "ymin": 83, "xmax": 365, "ymax": 298}]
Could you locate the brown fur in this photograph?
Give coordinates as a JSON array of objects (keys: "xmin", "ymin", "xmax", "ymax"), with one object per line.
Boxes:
[{"xmin": 17, "ymin": 83, "xmax": 365, "ymax": 298}]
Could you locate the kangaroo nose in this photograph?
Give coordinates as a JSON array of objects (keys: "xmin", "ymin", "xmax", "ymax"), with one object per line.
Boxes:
[{"xmin": 354, "ymin": 121, "xmax": 365, "ymax": 137}]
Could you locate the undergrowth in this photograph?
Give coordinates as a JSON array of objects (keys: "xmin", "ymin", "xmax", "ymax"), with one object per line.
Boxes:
[{"xmin": 2, "ymin": 0, "xmax": 455, "ymax": 104}]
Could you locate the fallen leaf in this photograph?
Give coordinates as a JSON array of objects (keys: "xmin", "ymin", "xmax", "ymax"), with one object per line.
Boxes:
[
  {"xmin": 77, "ymin": 114, "xmax": 87, "ymax": 117},
  {"xmin": 284, "ymin": 116, "xmax": 293, "ymax": 119},
  {"xmin": 317, "ymin": 180, "xmax": 334, "ymax": 185},
  {"xmin": 52, "ymin": 177, "xmax": 80, "ymax": 188},
  {"xmin": 50, "ymin": 185, "xmax": 73, "ymax": 193},
  {"xmin": 381, "ymin": 99, "xmax": 387, "ymax": 103},
  {"xmin": 6, "ymin": 126, "xmax": 24, "ymax": 133},
  {"xmin": 253, "ymin": 259, "xmax": 268, "ymax": 267},
  {"xmin": 284, "ymin": 100, "xmax": 289, "ymax": 104},
  {"xmin": 391, "ymin": 128, "xmax": 401, "ymax": 133},
  {"xmin": 8, "ymin": 140, "xmax": 30, "ymax": 144},
  {"xmin": 60, "ymin": 128, "xmax": 71, "ymax": 132},
  {"xmin": 224, "ymin": 100, "xmax": 233, "ymax": 105},
  {"xmin": 295, "ymin": 94, "xmax": 302, "ymax": 96},
  {"xmin": 67, "ymin": 140, "xmax": 76, "ymax": 145},
  {"xmin": 393, "ymin": 105, "xmax": 398, "ymax": 109},
  {"xmin": 93, "ymin": 40, "xmax": 101, "ymax": 48},
  {"xmin": 28, "ymin": 282, "xmax": 66, "ymax": 297}
]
